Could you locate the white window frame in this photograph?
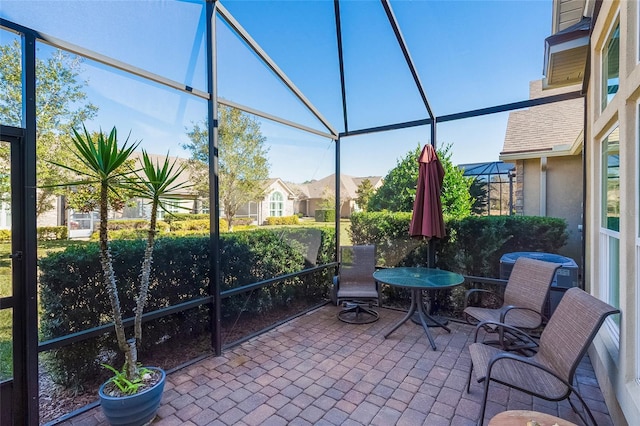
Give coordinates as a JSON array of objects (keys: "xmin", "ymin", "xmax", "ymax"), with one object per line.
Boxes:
[
  {"xmin": 636, "ymin": 103, "xmax": 640, "ymax": 383},
  {"xmin": 601, "ymin": 16, "xmax": 620, "ymax": 111},
  {"xmin": 600, "ymin": 125, "xmax": 621, "ymax": 340},
  {"xmin": 269, "ymin": 191, "xmax": 284, "ymax": 217}
]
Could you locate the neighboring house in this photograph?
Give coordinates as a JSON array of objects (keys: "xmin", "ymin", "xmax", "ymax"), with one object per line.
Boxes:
[
  {"xmin": 500, "ymin": 79, "xmax": 584, "ymax": 268},
  {"xmin": 67, "ymin": 152, "xmax": 198, "ymax": 238},
  {"xmin": 235, "ymin": 178, "xmax": 297, "ymax": 224},
  {"xmin": 290, "ymin": 174, "xmax": 383, "ymax": 218},
  {"xmin": 37, "ymin": 152, "xmax": 301, "ymax": 235},
  {"xmin": 543, "ymin": 0, "xmax": 640, "ymax": 424}
]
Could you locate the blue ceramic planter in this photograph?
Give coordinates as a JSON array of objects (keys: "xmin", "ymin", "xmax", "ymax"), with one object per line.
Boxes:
[{"xmin": 99, "ymin": 367, "xmax": 166, "ymax": 426}]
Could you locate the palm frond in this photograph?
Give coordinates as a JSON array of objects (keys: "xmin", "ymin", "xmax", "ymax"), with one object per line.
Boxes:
[{"xmin": 131, "ymin": 151, "xmax": 191, "ymax": 203}]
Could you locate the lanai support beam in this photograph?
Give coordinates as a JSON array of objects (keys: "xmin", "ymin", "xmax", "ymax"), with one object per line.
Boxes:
[{"xmin": 205, "ymin": 0, "xmax": 222, "ymax": 356}]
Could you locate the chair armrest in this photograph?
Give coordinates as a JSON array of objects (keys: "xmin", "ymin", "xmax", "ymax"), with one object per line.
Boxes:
[
  {"xmin": 500, "ymin": 305, "xmax": 547, "ymax": 323},
  {"xmin": 473, "ymin": 320, "xmax": 538, "ymax": 347},
  {"xmin": 464, "ymin": 288, "xmax": 503, "ymax": 309}
]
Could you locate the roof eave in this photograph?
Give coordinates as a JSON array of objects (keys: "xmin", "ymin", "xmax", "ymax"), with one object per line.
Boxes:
[{"xmin": 543, "ymin": 18, "xmax": 591, "ymax": 90}]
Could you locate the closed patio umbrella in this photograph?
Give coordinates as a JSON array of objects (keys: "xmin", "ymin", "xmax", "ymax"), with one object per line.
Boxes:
[
  {"xmin": 409, "ymin": 144, "xmax": 446, "ymax": 241},
  {"xmin": 409, "ymin": 143, "xmax": 447, "ymax": 326}
]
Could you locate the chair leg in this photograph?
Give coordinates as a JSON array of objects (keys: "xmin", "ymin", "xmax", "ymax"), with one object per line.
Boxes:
[
  {"xmin": 477, "ymin": 378, "xmax": 490, "ymax": 426},
  {"xmin": 466, "ymin": 363, "xmax": 474, "ymax": 393},
  {"xmin": 568, "ymin": 389, "xmax": 598, "ymax": 426}
]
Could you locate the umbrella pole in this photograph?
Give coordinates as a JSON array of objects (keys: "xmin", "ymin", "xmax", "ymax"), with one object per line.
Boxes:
[{"xmin": 427, "ymin": 238, "xmax": 436, "ymax": 268}]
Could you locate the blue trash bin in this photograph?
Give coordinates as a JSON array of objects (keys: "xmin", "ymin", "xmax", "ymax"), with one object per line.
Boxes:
[{"xmin": 500, "ymin": 252, "xmax": 579, "ymax": 317}]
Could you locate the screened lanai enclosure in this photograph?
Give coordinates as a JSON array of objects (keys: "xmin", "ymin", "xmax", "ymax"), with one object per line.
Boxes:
[
  {"xmin": 460, "ymin": 161, "xmax": 516, "ymax": 216},
  {"xmin": 0, "ymin": 1, "xmax": 585, "ymax": 424}
]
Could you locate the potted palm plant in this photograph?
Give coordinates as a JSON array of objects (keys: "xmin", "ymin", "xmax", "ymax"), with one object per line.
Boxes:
[{"xmin": 54, "ymin": 125, "xmax": 188, "ymax": 425}]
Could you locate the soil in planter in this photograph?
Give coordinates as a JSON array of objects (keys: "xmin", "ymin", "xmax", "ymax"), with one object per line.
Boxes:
[{"xmin": 100, "ymin": 368, "xmax": 163, "ymax": 398}]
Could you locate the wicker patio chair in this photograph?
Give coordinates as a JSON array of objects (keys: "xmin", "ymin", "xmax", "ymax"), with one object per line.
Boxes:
[
  {"xmin": 332, "ymin": 245, "xmax": 380, "ymax": 324},
  {"xmin": 466, "ymin": 287, "xmax": 620, "ymax": 426},
  {"xmin": 463, "ymin": 257, "xmax": 560, "ymax": 350}
]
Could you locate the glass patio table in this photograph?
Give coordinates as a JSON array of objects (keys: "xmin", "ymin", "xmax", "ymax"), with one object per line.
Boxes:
[{"xmin": 373, "ymin": 267, "xmax": 464, "ymax": 350}]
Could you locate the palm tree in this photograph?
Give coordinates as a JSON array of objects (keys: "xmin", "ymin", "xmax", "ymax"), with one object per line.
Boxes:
[{"xmin": 55, "ymin": 125, "xmax": 187, "ymax": 381}]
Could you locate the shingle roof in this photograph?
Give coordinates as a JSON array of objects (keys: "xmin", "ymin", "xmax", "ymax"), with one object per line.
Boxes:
[
  {"xmin": 295, "ymin": 174, "xmax": 382, "ymax": 201},
  {"xmin": 501, "ymin": 80, "xmax": 583, "ymax": 156}
]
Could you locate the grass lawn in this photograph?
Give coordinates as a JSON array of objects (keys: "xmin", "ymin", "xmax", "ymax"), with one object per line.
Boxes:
[{"xmin": 0, "ymin": 239, "xmax": 90, "ymax": 381}]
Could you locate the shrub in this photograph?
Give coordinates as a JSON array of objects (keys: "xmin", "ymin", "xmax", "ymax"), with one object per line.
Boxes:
[
  {"xmin": 170, "ymin": 219, "xmax": 209, "ymax": 231},
  {"xmin": 438, "ymin": 215, "xmax": 569, "ymax": 277},
  {"xmin": 349, "ymin": 212, "xmax": 568, "ymax": 314},
  {"xmin": 315, "ymin": 209, "xmax": 335, "ymax": 222},
  {"xmin": 107, "ymin": 219, "xmax": 148, "ymax": 230},
  {"xmin": 90, "ymin": 229, "xmax": 148, "ymax": 241},
  {"xmin": 0, "ymin": 230, "xmax": 10, "ymax": 242},
  {"xmin": 37, "ymin": 226, "xmax": 68, "ymax": 241},
  {"xmin": 231, "ymin": 217, "xmax": 254, "ymax": 226},
  {"xmin": 265, "ymin": 215, "xmax": 299, "ymax": 225},
  {"xmin": 168, "ymin": 218, "xmax": 230, "ymax": 233},
  {"xmin": 163, "ymin": 213, "xmax": 208, "ymax": 224},
  {"xmin": 349, "ymin": 211, "xmax": 416, "ymax": 267},
  {"xmin": 39, "ymin": 227, "xmax": 335, "ymax": 388}
]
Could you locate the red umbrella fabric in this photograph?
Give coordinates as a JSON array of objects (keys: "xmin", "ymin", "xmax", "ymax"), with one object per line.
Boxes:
[{"xmin": 409, "ymin": 144, "xmax": 446, "ymax": 239}]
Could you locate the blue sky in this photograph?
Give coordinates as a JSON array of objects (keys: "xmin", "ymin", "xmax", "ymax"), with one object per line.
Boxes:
[{"xmin": 0, "ymin": 0, "xmax": 552, "ymax": 183}]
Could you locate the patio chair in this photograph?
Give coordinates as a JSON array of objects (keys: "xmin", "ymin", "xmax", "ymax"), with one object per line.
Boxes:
[
  {"xmin": 463, "ymin": 257, "xmax": 560, "ymax": 351},
  {"xmin": 332, "ymin": 245, "xmax": 380, "ymax": 324},
  {"xmin": 466, "ymin": 287, "xmax": 620, "ymax": 426}
]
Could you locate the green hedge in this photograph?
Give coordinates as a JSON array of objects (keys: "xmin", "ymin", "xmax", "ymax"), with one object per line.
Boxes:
[
  {"xmin": 0, "ymin": 226, "xmax": 68, "ymax": 242},
  {"xmin": 163, "ymin": 213, "xmax": 209, "ymax": 223},
  {"xmin": 315, "ymin": 209, "xmax": 335, "ymax": 222},
  {"xmin": 350, "ymin": 212, "xmax": 568, "ymax": 316},
  {"xmin": 38, "ymin": 227, "xmax": 335, "ymax": 388},
  {"xmin": 438, "ymin": 215, "xmax": 569, "ymax": 277},
  {"xmin": 169, "ymin": 219, "xmax": 209, "ymax": 231},
  {"xmin": 265, "ymin": 215, "xmax": 299, "ymax": 225},
  {"xmin": 107, "ymin": 219, "xmax": 169, "ymax": 232},
  {"xmin": 350, "ymin": 212, "xmax": 568, "ymax": 276},
  {"xmin": 37, "ymin": 226, "xmax": 68, "ymax": 241}
]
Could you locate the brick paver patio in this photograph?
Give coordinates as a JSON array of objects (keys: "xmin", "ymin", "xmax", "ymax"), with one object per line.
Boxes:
[{"xmin": 62, "ymin": 305, "xmax": 613, "ymax": 426}]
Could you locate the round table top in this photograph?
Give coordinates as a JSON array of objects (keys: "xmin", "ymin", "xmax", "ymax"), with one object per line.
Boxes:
[
  {"xmin": 373, "ymin": 267, "xmax": 464, "ymax": 290},
  {"xmin": 488, "ymin": 410, "xmax": 578, "ymax": 426}
]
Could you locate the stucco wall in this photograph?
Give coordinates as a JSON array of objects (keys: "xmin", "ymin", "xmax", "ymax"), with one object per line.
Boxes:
[{"xmin": 518, "ymin": 155, "xmax": 583, "ymax": 269}]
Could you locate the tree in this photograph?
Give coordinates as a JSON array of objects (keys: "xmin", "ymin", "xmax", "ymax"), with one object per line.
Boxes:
[
  {"xmin": 367, "ymin": 143, "xmax": 473, "ymax": 220},
  {"xmin": 355, "ymin": 178, "xmax": 375, "ymax": 212},
  {"xmin": 0, "ymin": 40, "xmax": 98, "ymax": 217},
  {"xmin": 439, "ymin": 144, "xmax": 473, "ymax": 220},
  {"xmin": 367, "ymin": 147, "xmax": 420, "ymax": 212},
  {"xmin": 53, "ymin": 125, "xmax": 187, "ymax": 382},
  {"xmin": 183, "ymin": 105, "xmax": 270, "ymax": 230},
  {"xmin": 469, "ymin": 178, "xmax": 489, "ymax": 215}
]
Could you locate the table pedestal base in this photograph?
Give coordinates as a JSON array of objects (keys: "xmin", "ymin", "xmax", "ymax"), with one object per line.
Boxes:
[
  {"xmin": 411, "ymin": 313, "xmax": 449, "ymax": 327},
  {"xmin": 384, "ymin": 289, "xmax": 451, "ymax": 350}
]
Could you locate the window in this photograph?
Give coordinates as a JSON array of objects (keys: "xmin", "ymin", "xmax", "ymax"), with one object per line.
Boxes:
[
  {"xmin": 602, "ymin": 20, "xmax": 620, "ymax": 111},
  {"xmin": 269, "ymin": 191, "xmax": 284, "ymax": 217},
  {"xmin": 603, "ymin": 127, "xmax": 620, "ymax": 231},
  {"xmin": 600, "ymin": 126, "xmax": 620, "ymax": 324}
]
